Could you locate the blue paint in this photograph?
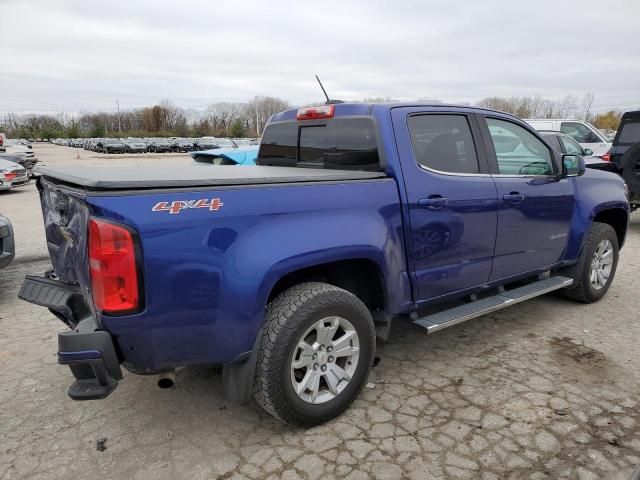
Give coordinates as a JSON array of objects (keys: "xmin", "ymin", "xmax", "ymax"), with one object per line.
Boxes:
[{"xmin": 58, "ymin": 350, "xmax": 102, "ymax": 361}]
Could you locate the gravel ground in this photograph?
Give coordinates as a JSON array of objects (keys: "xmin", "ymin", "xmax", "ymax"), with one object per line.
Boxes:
[{"xmin": 1, "ymin": 144, "xmax": 639, "ymax": 480}]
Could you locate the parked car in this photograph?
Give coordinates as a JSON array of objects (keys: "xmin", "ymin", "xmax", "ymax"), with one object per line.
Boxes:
[
  {"xmin": 606, "ymin": 110, "xmax": 640, "ymax": 210},
  {"xmin": 194, "ymin": 137, "xmax": 219, "ymax": 150},
  {"xmin": 173, "ymin": 138, "xmax": 195, "ymax": 152},
  {"xmin": 0, "ymin": 154, "xmax": 39, "ymax": 177},
  {"xmin": 92, "ymin": 139, "xmax": 106, "ymax": 151},
  {"xmin": 102, "ymin": 139, "xmax": 125, "ymax": 154},
  {"xmin": 526, "ymin": 119, "xmax": 611, "ymax": 156},
  {"xmin": 540, "ymin": 131, "xmax": 618, "ymax": 174},
  {"xmin": 90, "ymin": 139, "xmax": 105, "ymax": 152},
  {"xmin": 9, "ymin": 139, "xmax": 33, "ymax": 149},
  {"xmin": 0, "ymin": 158, "xmax": 29, "ymax": 191},
  {"xmin": 190, "ymin": 145, "xmax": 258, "ymax": 165},
  {"xmin": 123, "ymin": 138, "xmax": 148, "ymax": 153},
  {"xmin": 4, "ymin": 140, "xmax": 36, "ymax": 160},
  {"xmin": 0, "ymin": 214, "xmax": 15, "ymax": 269},
  {"xmin": 148, "ymin": 138, "xmax": 172, "ymax": 153},
  {"xmin": 19, "ymin": 102, "xmax": 628, "ymax": 427}
]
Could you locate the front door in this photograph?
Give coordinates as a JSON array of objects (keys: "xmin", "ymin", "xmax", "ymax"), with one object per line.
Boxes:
[
  {"xmin": 391, "ymin": 108, "xmax": 498, "ymax": 302},
  {"xmin": 478, "ymin": 115, "xmax": 575, "ymax": 281}
]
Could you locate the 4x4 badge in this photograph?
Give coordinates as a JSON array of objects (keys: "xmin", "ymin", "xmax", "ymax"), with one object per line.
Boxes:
[{"xmin": 152, "ymin": 198, "xmax": 224, "ymax": 215}]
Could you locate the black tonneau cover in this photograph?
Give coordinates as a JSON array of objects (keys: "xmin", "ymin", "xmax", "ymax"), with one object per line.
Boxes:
[{"xmin": 37, "ymin": 165, "xmax": 387, "ymax": 191}]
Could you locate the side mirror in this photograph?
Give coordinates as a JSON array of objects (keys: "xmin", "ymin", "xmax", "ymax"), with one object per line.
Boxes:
[
  {"xmin": 562, "ymin": 154, "xmax": 586, "ymax": 177},
  {"xmin": 583, "ymin": 148, "xmax": 593, "ymax": 156}
]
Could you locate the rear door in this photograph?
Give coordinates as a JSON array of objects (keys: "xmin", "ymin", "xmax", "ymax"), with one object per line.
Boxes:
[
  {"xmin": 478, "ymin": 115, "xmax": 574, "ymax": 281},
  {"xmin": 391, "ymin": 107, "xmax": 498, "ymax": 302}
]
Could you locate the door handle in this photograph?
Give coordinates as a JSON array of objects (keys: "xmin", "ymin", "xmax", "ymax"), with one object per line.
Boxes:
[
  {"xmin": 419, "ymin": 196, "xmax": 448, "ymax": 210},
  {"xmin": 503, "ymin": 192, "xmax": 525, "ymax": 203}
]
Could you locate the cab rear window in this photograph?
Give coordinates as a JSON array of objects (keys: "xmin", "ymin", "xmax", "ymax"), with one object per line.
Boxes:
[{"xmin": 258, "ymin": 118, "xmax": 380, "ymax": 170}]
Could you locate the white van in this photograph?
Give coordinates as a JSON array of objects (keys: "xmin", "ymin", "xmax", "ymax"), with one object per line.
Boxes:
[{"xmin": 525, "ymin": 119, "xmax": 611, "ymax": 156}]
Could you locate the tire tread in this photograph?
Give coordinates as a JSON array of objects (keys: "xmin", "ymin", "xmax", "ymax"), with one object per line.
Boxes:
[
  {"xmin": 562, "ymin": 222, "xmax": 618, "ymax": 303},
  {"xmin": 253, "ymin": 282, "xmax": 375, "ymax": 426}
]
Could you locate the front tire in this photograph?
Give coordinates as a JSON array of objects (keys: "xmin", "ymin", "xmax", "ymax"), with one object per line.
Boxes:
[
  {"xmin": 253, "ymin": 282, "xmax": 375, "ymax": 427},
  {"xmin": 562, "ymin": 222, "xmax": 619, "ymax": 303}
]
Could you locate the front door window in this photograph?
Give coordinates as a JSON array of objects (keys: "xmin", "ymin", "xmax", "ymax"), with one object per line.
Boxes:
[{"xmin": 487, "ymin": 118, "xmax": 554, "ymax": 176}]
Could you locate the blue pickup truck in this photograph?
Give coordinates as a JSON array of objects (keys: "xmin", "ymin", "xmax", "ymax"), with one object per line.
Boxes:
[{"xmin": 20, "ymin": 102, "xmax": 629, "ymax": 426}]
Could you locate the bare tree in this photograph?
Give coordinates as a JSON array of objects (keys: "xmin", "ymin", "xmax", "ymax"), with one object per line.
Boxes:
[
  {"xmin": 245, "ymin": 96, "xmax": 290, "ymax": 136},
  {"xmin": 206, "ymin": 102, "xmax": 244, "ymax": 135},
  {"xmin": 476, "ymin": 94, "xmax": 594, "ymax": 120},
  {"xmin": 559, "ymin": 95, "xmax": 578, "ymax": 117},
  {"xmin": 581, "ymin": 92, "xmax": 595, "ymax": 122}
]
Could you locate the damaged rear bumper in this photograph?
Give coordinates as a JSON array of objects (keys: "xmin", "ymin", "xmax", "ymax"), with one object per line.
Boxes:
[{"xmin": 19, "ymin": 274, "xmax": 122, "ymax": 400}]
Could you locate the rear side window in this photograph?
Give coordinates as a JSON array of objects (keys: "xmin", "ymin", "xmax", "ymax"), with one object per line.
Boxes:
[
  {"xmin": 407, "ymin": 114, "xmax": 479, "ymax": 174},
  {"xmin": 617, "ymin": 120, "xmax": 640, "ymax": 145},
  {"xmin": 258, "ymin": 118, "xmax": 379, "ymax": 170},
  {"xmin": 258, "ymin": 123, "xmax": 298, "ymax": 166}
]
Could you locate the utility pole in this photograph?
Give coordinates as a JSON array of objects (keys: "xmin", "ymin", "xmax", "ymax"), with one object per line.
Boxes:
[{"xmin": 116, "ymin": 100, "xmax": 121, "ymax": 133}]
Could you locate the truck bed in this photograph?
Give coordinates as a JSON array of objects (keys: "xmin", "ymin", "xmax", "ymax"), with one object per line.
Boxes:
[{"xmin": 37, "ymin": 165, "xmax": 387, "ymax": 191}]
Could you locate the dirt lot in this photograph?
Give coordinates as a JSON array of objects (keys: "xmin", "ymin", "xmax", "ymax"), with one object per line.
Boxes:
[{"xmin": 1, "ymin": 143, "xmax": 639, "ymax": 480}]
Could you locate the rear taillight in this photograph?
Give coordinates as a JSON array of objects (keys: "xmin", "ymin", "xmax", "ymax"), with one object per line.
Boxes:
[
  {"xmin": 88, "ymin": 218, "xmax": 141, "ymax": 314},
  {"xmin": 296, "ymin": 105, "xmax": 335, "ymax": 120},
  {"xmin": 601, "ymin": 153, "xmax": 611, "ymax": 162},
  {"xmin": 3, "ymin": 170, "xmax": 16, "ymax": 181}
]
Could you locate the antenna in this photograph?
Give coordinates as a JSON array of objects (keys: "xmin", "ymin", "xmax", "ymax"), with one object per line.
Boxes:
[{"xmin": 315, "ymin": 75, "xmax": 330, "ymax": 103}]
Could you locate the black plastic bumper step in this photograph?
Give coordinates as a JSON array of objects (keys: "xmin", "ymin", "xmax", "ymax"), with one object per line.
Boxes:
[
  {"xmin": 68, "ymin": 378, "xmax": 118, "ymax": 401},
  {"xmin": 414, "ymin": 276, "xmax": 573, "ymax": 333}
]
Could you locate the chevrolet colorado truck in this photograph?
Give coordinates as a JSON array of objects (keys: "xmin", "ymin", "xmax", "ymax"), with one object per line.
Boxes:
[{"xmin": 19, "ymin": 103, "xmax": 629, "ymax": 426}]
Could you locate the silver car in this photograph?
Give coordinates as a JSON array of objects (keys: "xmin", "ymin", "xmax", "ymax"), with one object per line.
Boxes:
[{"xmin": 0, "ymin": 158, "xmax": 29, "ymax": 191}]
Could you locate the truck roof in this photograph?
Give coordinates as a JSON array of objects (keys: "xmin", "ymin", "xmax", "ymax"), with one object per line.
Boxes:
[{"xmin": 270, "ymin": 102, "xmax": 518, "ymax": 123}]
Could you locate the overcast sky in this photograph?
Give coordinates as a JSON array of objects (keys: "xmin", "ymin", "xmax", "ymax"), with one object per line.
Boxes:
[{"xmin": 2, "ymin": 0, "xmax": 639, "ymax": 115}]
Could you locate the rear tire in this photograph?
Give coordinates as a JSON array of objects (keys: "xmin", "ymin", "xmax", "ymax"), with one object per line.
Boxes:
[
  {"xmin": 561, "ymin": 222, "xmax": 619, "ymax": 303},
  {"xmin": 253, "ymin": 282, "xmax": 375, "ymax": 427}
]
